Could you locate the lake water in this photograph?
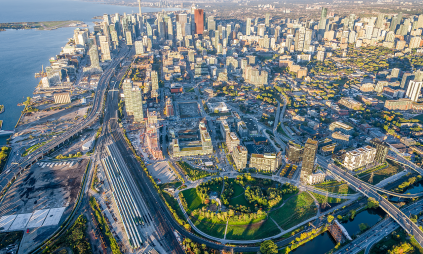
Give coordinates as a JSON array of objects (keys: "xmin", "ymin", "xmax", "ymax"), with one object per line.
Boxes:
[{"xmin": 0, "ymin": 0, "xmax": 180, "ymax": 145}]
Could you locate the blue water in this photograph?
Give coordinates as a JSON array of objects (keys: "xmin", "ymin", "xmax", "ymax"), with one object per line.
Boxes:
[
  {"xmin": 292, "ymin": 208, "xmax": 385, "ymax": 254},
  {"xmin": 0, "ymin": 0, "xmax": 180, "ymax": 145}
]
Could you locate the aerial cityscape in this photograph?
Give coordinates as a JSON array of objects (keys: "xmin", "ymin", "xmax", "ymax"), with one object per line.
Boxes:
[{"xmin": 1, "ymin": 0, "xmax": 423, "ymax": 254}]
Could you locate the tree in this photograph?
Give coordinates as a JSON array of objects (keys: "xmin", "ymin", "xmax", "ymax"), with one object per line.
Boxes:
[
  {"xmin": 367, "ymin": 197, "xmax": 379, "ymax": 209},
  {"xmin": 327, "ymin": 215, "xmax": 334, "ymax": 224},
  {"xmin": 260, "ymin": 240, "xmax": 278, "ymax": 254}
]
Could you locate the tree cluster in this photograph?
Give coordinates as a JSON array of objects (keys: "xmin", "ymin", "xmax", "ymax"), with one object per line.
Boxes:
[{"xmin": 183, "ymin": 238, "xmax": 219, "ymax": 254}]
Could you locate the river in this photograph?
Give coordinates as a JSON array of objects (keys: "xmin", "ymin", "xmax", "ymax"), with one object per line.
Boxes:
[
  {"xmin": 292, "ymin": 208, "xmax": 386, "ymax": 254},
  {"xmin": 0, "ymin": 0, "xmax": 180, "ymax": 145}
]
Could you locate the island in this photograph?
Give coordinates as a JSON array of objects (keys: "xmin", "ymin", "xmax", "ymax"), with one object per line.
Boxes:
[{"xmin": 0, "ymin": 21, "xmax": 85, "ymax": 31}]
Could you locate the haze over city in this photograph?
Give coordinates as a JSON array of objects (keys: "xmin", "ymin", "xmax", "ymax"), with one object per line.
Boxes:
[{"xmin": 1, "ymin": 0, "xmax": 423, "ymax": 254}]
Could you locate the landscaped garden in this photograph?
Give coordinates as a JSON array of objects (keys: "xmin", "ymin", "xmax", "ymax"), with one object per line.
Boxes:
[
  {"xmin": 177, "ymin": 161, "xmax": 217, "ymax": 181},
  {"xmin": 179, "ymin": 174, "xmax": 303, "ymax": 240}
]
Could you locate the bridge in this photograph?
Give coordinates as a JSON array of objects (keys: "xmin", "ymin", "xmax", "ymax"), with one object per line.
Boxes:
[
  {"xmin": 317, "ymin": 157, "xmax": 423, "ymax": 247},
  {"xmin": 387, "ymin": 144, "xmax": 423, "ymax": 175}
]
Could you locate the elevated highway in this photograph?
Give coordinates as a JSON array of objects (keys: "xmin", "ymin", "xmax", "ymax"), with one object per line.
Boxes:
[
  {"xmin": 0, "ymin": 46, "xmax": 132, "ymax": 197},
  {"xmin": 321, "ymin": 160, "xmax": 423, "ymax": 247}
]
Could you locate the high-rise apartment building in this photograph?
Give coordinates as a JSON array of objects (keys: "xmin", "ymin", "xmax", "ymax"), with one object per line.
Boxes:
[
  {"xmin": 99, "ymin": 35, "xmax": 111, "ymax": 61},
  {"xmin": 286, "ymin": 141, "xmax": 303, "ymax": 163},
  {"xmin": 405, "ymin": 80, "xmax": 422, "ymax": 102},
  {"xmin": 194, "ymin": 9, "xmax": 204, "ymax": 35},
  {"xmin": 300, "ymin": 139, "xmax": 318, "ymax": 183},
  {"xmin": 249, "ymin": 152, "xmax": 282, "ymax": 172},
  {"xmin": 89, "ymin": 45, "xmax": 101, "ymax": 70},
  {"xmin": 232, "ymin": 145, "xmax": 248, "ymax": 170},
  {"xmin": 226, "ymin": 132, "xmax": 240, "ymax": 153},
  {"xmin": 343, "ymin": 146, "xmax": 377, "ymax": 171},
  {"xmin": 122, "ymin": 79, "xmax": 144, "ymax": 122},
  {"xmin": 370, "ymin": 138, "xmax": 389, "ymax": 164},
  {"xmin": 401, "ymin": 73, "xmax": 415, "ymax": 90}
]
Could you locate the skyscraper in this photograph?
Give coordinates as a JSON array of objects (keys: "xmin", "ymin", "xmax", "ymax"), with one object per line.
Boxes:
[
  {"xmin": 99, "ymin": 35, "xmax": 111, "ymax": 61},
  {"xmin": 246, "ymin": 18, "xmax": 251, "ymax": 36},
  {"xmin": 410, "ymin": 36, "xmax": 422, "ymax": 49},
  {"xmin": 177, "ymin": 13, "xmax": 188, "ymax": 36},
  {"xmin": 265, "ymin": 13, "xmax": 270, "ymax": 27},
  {"xmin": 135, "ymin": 41, "xmax": 144, "ymax": 55},
  {"xmin": 258, "ymin": 24, "xmax": 265, "ymax": 37},
  {"xmin": 318, "ymin": 8, "xmax": 328, "ymax": 36},
  {"xmin": 138, "ymin": 0, "xmax": 142, "ymax": 17},
  {"xmin": 300, "ymin": 139, "xmax": 318, "ymax": 183},
  {"xmin": 122, "ymin": 79, "xmax": 144, "ymax": 122},
  {"xmin": 194, "ymin": 9, "xmax": 204, "ymax": 35},
  {"xmin": 405, "ymin": 80, "xmax": 423, "ymax": 102},
  {"xmin": 401, "ymin": 73, "xmax": 415, "ymax": 90},
  {"xmin": 207, "ymin": 16, "xmax": 216, "ymax": 31},
  {"xmin": 375, "ymin": 13, "xmax": 384, "ymax": 29}
]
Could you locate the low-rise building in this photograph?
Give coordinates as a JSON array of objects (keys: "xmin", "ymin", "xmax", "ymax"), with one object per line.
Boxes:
[
  {"xmin": 207, "ymin": 102, "xmax": 229, "ymax": 113},
  {"xmin": 53, "ymin": 92, "xmax": 71, "ymax": 104},
  {"xmin": 307, "ymin": 172, "xmax": 326, "ymax": 185},
  {"xmin": 329, "ymin": 121, "xmax": 354, "ymax": 135},
  {"xmin": 338, "ymin": 97, "xmax": 362, "ymax": 110},
  {"xmin": 331, "ymin": 131, "xmax": 352, "ymax": 147}
]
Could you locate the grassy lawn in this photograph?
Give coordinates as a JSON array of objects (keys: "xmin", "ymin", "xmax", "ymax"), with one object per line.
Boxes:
[
  {"xmin": 359, "ymin": 162, "xmax": 403, "ymax": 185},
  {"xmin": 208, "ymin": 181, "xmax": 223, "ymax": 194},
  {"xmin": 229, "ymin": 194, "xmax": 256, "ymax": 211},
  {"xmin": 191, "ymin": 216, "xmax": 227, "ymax": 238},
  {"xmin": 270, "ymin": 192, "xmax": 317, "ymax": 230},
  {"xmin": 314, "ymin": 181, "xmax": 356, "ymax": 194},
  {"xmin": 231, "ymin": 180, "xmax": 245, "ymax": 196},
  {"xmin": 162, "ymin": 191, "xmax": 187, "ymax": 223},
  {"xmin": 225, "ymin": 218, "xmax": 281, "ymax": 240},
  {"xmin": 181, "ymin": 188, "xmax": 204, "ymax": 213},
  {"xmin": 310, "ymin": 192, "xmax": 346, "ymax": 204}
]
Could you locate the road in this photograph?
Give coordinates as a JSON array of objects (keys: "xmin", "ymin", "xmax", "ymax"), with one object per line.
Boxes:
[
  {"xmin": 333, "ymin": 199, "xmax": 423, "ymax": 254},
  {"xmin": 317, "ymin": 157, "xmax": 423, "ymax": 247},
  {"xmin": 0, "ymin": 45, "xmax": 132, "ymax": 197}
]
